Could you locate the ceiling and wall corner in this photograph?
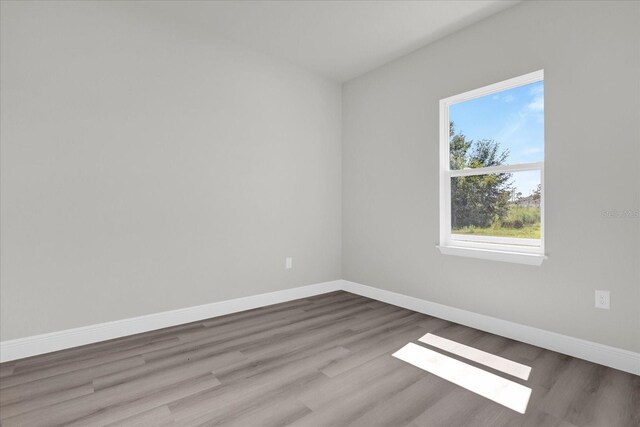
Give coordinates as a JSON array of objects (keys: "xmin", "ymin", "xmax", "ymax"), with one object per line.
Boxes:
[{"xmin": 111, "ymin": 0, "xmax": 521, "ymax": 82}]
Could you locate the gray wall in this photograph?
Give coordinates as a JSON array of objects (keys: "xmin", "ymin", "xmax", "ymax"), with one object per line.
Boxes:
[
  {"xmin": 1, "ymin": 1, "xmax": 342, "ymax": 340},
  {"xmin": 2, "ymin": 0, "xmax": 639, "ymax": 354},
  {"xmin": 343, "ymin": 1, "xmax": 640, "ymax": 352}
]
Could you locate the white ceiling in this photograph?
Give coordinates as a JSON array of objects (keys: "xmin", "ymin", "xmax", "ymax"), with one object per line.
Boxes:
[{"xmin": 126, "ymin": 1, "xmax": 521, "ymax": 82}]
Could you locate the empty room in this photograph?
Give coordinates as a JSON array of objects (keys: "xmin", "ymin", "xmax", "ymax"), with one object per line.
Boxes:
[{"xmin": 1, "ymin": 1, "xmax": 638, "ymax": 426}]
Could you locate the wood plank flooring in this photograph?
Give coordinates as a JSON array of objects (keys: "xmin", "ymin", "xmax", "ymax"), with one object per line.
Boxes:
[{"xmin": 1, "ymin": 291, "xmax": 638, "ymax": 426}]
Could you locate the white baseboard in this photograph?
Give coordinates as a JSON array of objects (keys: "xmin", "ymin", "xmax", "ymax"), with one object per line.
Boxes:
[
  {"xmin": 2, "ymin": 278, "xmax": 638, "ymax": 376},
  {"xmin": 0, "ymin": 280, "xmax": 343, "ymax": 363},
  {"xmin": 340, "ymin": 280, "xmax": 640, "ymax": 376}
]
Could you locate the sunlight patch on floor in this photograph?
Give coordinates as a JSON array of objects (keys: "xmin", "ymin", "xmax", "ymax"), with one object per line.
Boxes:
[
  {"xmin": 393, "ymin": 342, "xmax": 532, "ymax": 414},
  {"xmin": 419, "ymin": 333, "xmax": 531, "ymax": 380}
]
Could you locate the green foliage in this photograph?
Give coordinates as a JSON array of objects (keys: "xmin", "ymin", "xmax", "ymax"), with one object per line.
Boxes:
[
  {"xmin": 454, "ymin": 206, "xmax": 541, "ymax": 238},
  {"xmin": 449, "ymin": 122, "xmax": 513, "ymax": 229},
  {"xmin": 500, "ymin": 206, "xmax": 540, "ymax": 229},
  {"xmin": 468, "ymin": 139, "xmax": 510, "ymax": 168},
  {"xmin": 453, "ymin": 223, "xmax": 540, "ymax": 239},
  {"xmin": 449, "ymin": 122, "xmax": 472, "ymax": 170},
  {"xmin": 532, "ymin": 183, "xmax": 541, "ymax": 203}
]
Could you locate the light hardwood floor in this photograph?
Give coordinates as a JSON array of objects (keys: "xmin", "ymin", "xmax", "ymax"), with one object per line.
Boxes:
[{"xmin": 0, "ymin": 291, "xmax": 638, "ymax": 426}]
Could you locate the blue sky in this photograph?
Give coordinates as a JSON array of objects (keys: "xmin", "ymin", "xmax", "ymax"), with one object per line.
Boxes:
[{"xmin": 450, "ymin": 81, "xmax": 543, "ymax": 196}]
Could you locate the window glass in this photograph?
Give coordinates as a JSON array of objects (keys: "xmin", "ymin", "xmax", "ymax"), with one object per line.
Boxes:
[
  {"xmin": 451, "ymin": 170, "xmax": 541, "ymax": 242},
  {"xmin": 449, "ymin": 81, "xmax": 544, "ymax": 170}
]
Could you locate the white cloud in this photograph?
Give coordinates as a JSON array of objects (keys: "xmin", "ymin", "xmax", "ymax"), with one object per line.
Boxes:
[
  {"xmin": 526, "ymin": 96, "xmax": 543, "ymax": 112},
  {"xmin": 497, "ymin": 114, "xmax": 525, "ymax": 142},
  {"xmin": 493, "ymin": 93, "xmax": 516, "ymax": 103},
  {"xmin": 529, "ymin": 84, "xmax": 544, "ymax": 96},
  {"xmin": 526, "ymin": 84, "xmax": 544, "ymax": 112},
  {"xmin": 523, "ymin": 147, "xmax": 543, "ymax": 155}
]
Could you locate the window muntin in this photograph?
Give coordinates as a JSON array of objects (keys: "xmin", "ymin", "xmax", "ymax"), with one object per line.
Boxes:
[{"xmin": 439, "ymin": 71, "xmax": 544, "ymax": 259}]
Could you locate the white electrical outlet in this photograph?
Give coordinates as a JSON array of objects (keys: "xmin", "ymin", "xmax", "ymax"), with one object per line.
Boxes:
[
  {"xmin": 595, "ymin": 290, "xmax": 610, "ymax": 310},
  {"xmin": 285, "ymin": 257, "xmax": 292, "ymax": 269}
]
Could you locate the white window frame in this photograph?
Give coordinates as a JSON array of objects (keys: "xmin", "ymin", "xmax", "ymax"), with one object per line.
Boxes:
[{"xmin": 437, "ymin": 70, "xmax": 546, "ymax": 266}]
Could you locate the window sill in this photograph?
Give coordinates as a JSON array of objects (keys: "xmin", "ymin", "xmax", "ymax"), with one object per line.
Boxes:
[{"xmin": 437, "ymin": 245, "xmax": 546, "ymax": 266}]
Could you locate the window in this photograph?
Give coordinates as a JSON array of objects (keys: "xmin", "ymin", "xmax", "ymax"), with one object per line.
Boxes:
[{"xmin": 438, "ymin": 70, "xmax": 545, "ymax": 265}]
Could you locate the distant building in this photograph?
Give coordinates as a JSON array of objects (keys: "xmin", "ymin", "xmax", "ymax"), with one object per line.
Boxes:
[{"xmin": 515, "ymin": 194, "xmax": 540, "ymax": 208}]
